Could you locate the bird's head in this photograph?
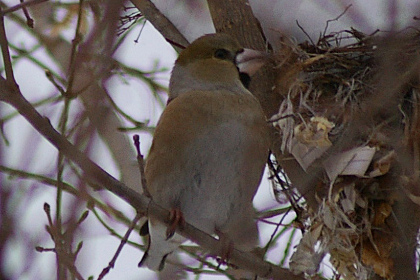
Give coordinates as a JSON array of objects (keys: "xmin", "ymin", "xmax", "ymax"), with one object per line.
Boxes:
[{"xmin": 168, "ymin": 33, "xmax": 268, "ymax": 101}]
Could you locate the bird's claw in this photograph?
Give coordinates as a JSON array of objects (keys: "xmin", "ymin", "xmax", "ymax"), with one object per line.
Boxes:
[
  {"xmin": 215, "ymin": 230, "xmax": 234, "ymax": 268},
  {"xmin": 166, "ymin": 208, "xmax": 185, "ymax": 239}
]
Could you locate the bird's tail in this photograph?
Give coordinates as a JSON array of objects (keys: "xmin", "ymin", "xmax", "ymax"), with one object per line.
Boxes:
[
  {"xmin": 138, "ymin": 243, "xmax": 168, "ymax": 271},
  {"xmin": 138, "ymin": 218, "xmax": 186, "ymax": 271}
]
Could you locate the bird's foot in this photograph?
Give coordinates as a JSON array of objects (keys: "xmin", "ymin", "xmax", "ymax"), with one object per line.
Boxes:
[
  {"xmin": 215, "ymin": 230, "xmax": 235, "ymax": 268},
  {"xmin": 166, "ymin": 208, "xmax": 185, "ymax": 239}
]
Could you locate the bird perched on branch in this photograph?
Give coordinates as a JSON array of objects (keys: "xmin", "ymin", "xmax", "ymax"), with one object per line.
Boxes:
[{"xmin": 139, "ymin": 33, "xmax": 270, "ymax": 271}]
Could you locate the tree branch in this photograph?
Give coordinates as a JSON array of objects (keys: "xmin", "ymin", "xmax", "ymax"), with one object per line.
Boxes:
[
  {"xmin": 130, "ymin": 0, "xmax": 189, "ymax": 51},
  {"xmin": 0, "ymin": 6, "xmax": 18, "ymax": 89},
  {"xmin": 208, "ymin": 0, "xmax": 267, "ymax": 50},
  {"xmin": 0, "ymin": 0, "xmax": 48, "ymax": 15}
]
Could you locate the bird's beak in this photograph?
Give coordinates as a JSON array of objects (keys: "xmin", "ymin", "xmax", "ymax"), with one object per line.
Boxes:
[{"xmin": 236, "ymin": 48, "xmax": 268, "ymax": 76}]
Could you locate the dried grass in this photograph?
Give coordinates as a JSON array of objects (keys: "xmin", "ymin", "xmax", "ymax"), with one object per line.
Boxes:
[{"xmin": 271, "ymin": 28, "xmax": 420, "ymax": 279}]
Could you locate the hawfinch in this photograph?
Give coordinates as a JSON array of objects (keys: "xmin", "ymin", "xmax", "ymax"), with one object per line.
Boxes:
[{"xmin": 139, "ymin": 33, "xmax": 270, "ymax": 271}]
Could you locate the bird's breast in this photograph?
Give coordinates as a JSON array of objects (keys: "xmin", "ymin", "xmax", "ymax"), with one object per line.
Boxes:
[{"xmin": 145, "ymin": 89, "xmax": 269, "ymax": 234}]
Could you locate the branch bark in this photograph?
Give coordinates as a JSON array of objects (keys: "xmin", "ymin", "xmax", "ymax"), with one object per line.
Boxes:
[{"xmin": 131, "ymin": 0, "xmax": 189, "ymax": 51}]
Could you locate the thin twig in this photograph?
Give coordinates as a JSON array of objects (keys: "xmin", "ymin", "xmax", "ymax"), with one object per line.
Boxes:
[
  {"xmin": 45, "ymin": 70, "xmax": 66, "ymax": 95},
  {"xmin": 40, "ymin": 203, "xmax": 88, "ymax": 280},
  {"xmin": 90, "ymin": 207, "xmax": 142, "ymax": 249},
  {"xmin": 267, "ymin": 156, "xmax": 302, "ymax": 217},
  {"xmin": 262, "ymin": 207, "xmax": 292, "ymax": 257},
  {"xmin": 133, "ymin": 135, "xmax": 150, "ymax": 197},
  {"xmin": 296, "ymin": 20, "xmax": 315, "ymax": 47},
  {"xmin": 0, "ymin": 164, "xmax": 144, "ymax": 235},
  {"xmin": 134, "ymin": 18, "xmax": 147, "ymax": 43},
  {"xmin": 98, "ymin": 213, "xmax": 142, "ymax": 280},
  {"xmin": 66, "ymin": 0, "xmax": 85, "ymax": 97},
  {"xmin": 0, "ymin": 7, "xmax": 18, "ymax": 90},
  {"xmin": 1, "ymin": 0, "xmax": 49, "ymax": 15},
  {"xmin": 322, "ymin": 5, "xmax": 352, "ymax": 38},
  {"xmin": 130, "ymin": 0, "xmax": 188, "ymax": 53},
  {"xmin": 55, "ymin": 98, "xmax": 71, "ymax": 278},
  {"xmin": 19, "ymin": 0, "xmax": 34, "ymax": 28}
]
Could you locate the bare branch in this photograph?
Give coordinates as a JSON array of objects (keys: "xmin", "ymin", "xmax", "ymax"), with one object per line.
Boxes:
[
  {"xmin": 130, "ymin": 0, "xmax": 189, "ymax": 51},
  {"xmin": 133, "ymin": 135, "xmax": 150, "ymax": 197},
  {"xmin": 66, "ymin": 0, "xmax": 86, "ymax": 97},
  {"xmin": 0, "ymin": 0, "xmax": 48, "ymax": 15},
  {"xmin": 208, "ymin": 0, "xmax": 267, "ymax": 50},
  {"xmin": 0, "ymin": 7, "xmax": 18, "ymax": 90},
  {"xmin": 98, "ymin": 213, "xmax": 142, "ymax": 280}
]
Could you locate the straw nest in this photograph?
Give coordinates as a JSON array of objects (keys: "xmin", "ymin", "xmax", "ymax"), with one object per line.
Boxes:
[{"xmin": 270, "ymin": 28, "xmax": 420, "ymax": 279}]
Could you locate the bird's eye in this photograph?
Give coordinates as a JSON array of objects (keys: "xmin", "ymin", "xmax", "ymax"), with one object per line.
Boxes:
[{"xmin": 214, "ymin": 49, "xmax": 230, "ymax": 60}]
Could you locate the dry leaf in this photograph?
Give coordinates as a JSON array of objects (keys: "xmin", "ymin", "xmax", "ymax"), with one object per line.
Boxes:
[
  {"xmin": 290, "ymin": 117, "xmax": 335, "ymax": 170},
  {"xmin": 323, "ymin": 146, "xmax": 376, "ymax": 181},
  {"xmin": 372, "ymin": 202, "xmax": 392, "ymax": 226},
  {"xmin": 291, "ymin": 138, "xmax": 330, "ymax": 171},
  {"xmin": 294, "ymin": 116, "xmax": 335, "ymax": 147},
  {"xmin": 361, "ymin": 238, "xmax": 394, "ymax": 279},
  {"xmin": 290, "ymin": 222, "xmax": 324, "ymax": 275},
  {"xmin": 369, "ymin": 150, "xmax": 395, "ymax": 177}
]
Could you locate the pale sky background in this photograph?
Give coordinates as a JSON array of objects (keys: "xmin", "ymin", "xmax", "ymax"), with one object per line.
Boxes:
[{"xmin": 1, "ymin": 0, "xmax": 420, "ymax": 279}]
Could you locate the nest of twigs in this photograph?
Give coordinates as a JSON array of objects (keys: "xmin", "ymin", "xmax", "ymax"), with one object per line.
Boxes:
[{"xmin": 270, "ymin": 28, "xmax": 420, "ymax": 279}]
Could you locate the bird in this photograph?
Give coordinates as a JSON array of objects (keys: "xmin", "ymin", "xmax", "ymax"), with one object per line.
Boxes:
[{"xmin": 138, "ymin": 33, "xmax": 270, "ymax": 271}]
